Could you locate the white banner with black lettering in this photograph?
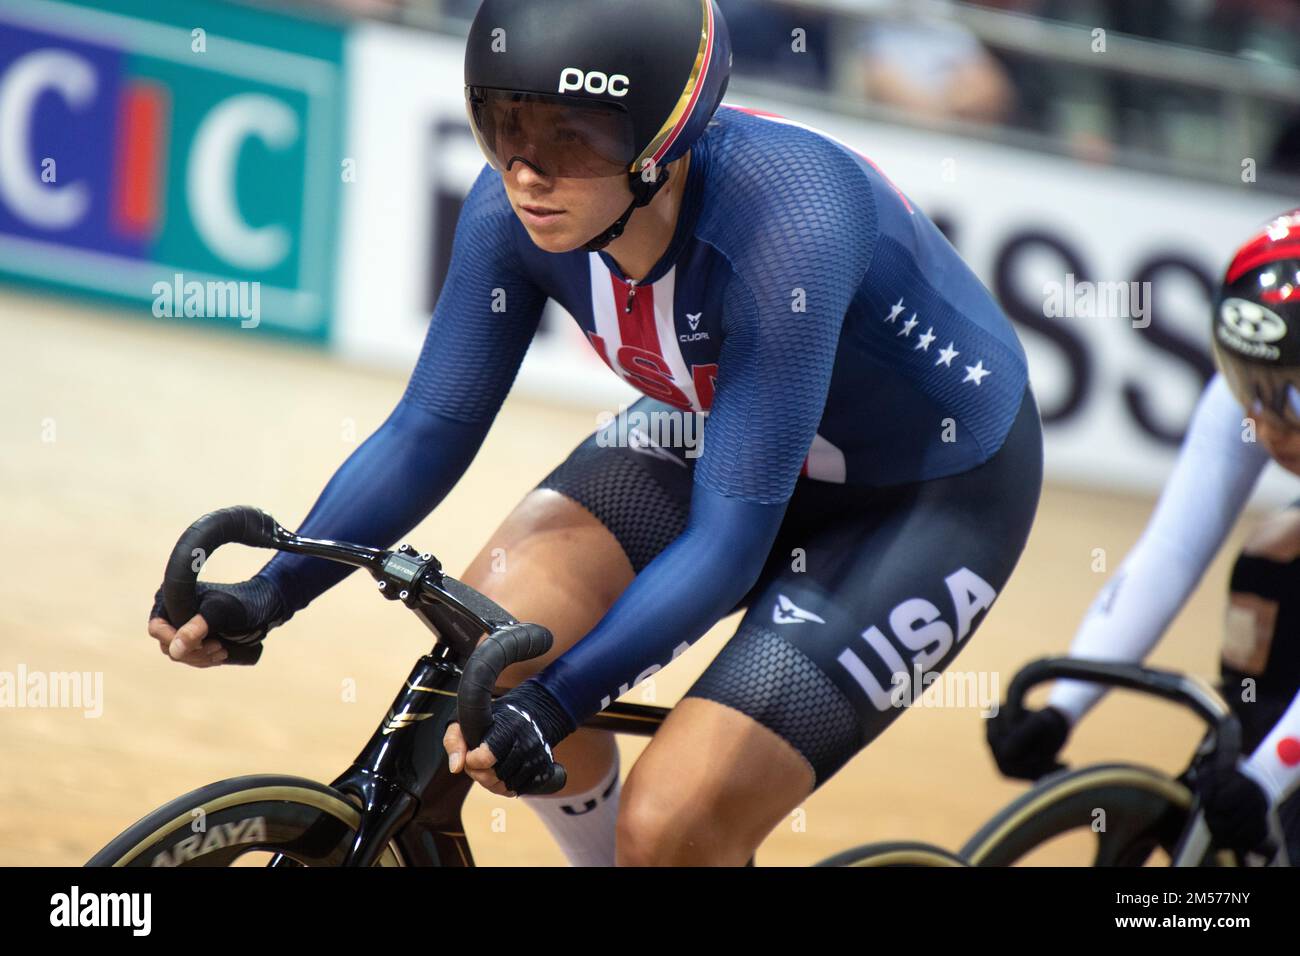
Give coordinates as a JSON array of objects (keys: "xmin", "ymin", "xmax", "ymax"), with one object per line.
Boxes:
[{"xmin": 337, "ymin": 23, "xmax": 1298, "ymax": 504}]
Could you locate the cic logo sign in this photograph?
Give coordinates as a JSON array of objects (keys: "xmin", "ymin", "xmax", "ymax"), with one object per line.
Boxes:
[{"xmin": 0, "ymin": 0, "xmax": 345, "ymax": 337}]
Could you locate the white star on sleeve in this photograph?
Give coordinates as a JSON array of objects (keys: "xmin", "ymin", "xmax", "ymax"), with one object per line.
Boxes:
[
  {"xmin": 898, "ymin": 314, "xmax": 919, "ymax": 336},
  {"xmin": 914, "ymin": 327, "xmax": 936, "ymax": 351},
  {"xmin": 884, "ymin": 298, "xmax": 905, "ymax": 323},
  {"xmin": 936, "ymin": 343, "xmax": 960, "ymax": 367},
  {"xmin": 963, "ymin": 360, "xmax": 991, "ymax": 385}
]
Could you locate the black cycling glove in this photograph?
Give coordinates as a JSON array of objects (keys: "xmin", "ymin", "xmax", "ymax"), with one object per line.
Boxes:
[
  {"xmin": 987, "ymin": 705, "xmax": 1072, "ymax": 781},
  {"xmin": 476, "ymin": 679, "xmax": 574, "ymax": 795},
  {"xmin": 150, "ymin": 575, "xmax": 292, "ymax": 647},
  {"xmin": 1198, "ymin": 762, "xmax": 1273, "ymax": 855}
]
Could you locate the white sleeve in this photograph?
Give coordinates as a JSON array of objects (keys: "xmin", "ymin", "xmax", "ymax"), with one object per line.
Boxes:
[
  {"xmin": 1047, "ymin": 374, "xmax": 1271, "ymax": 724},
  {"xmin": 1243, "ymin": 689, "xmax": 1300, "ymax": 803}
]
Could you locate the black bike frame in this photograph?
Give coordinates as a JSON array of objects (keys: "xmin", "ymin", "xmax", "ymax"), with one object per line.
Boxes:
[
  {"xmin": 270, "ymin": 535, "xmax": 672, "ymax": 867},
  {"xmin": 328, "ymin": 653, "xmax": 668, "ymax": 867}
]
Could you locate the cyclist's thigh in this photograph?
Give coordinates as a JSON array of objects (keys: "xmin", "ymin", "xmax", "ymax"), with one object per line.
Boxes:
[
  {"xmin": 463, "ymin": 397, "xmax": 696, "ymax": 688},
  {"xmin": 684, "ymin": 386, "xmax": 1043, "ymax": 790}
]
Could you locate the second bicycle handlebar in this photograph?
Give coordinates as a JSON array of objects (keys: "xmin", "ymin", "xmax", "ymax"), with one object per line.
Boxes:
[{"xmin": 1004, "ymin": 657, "xmax": 1242, "ymax": 778}]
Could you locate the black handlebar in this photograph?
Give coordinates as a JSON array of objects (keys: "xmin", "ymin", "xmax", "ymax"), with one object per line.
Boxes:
[
  {"xmin": 457, "ymin": 624, "xmax": 567, "ymax": 795},
  {"xmin": 1004, "ymin": 657, "xmax": 1242, "ymax": 777},
  {"xmin": 162, "ymin": 506, "xmax": 570, "ymax": 790},
  {"xmin": 161, "ymin": 506, "xmax": 285, "ymax": 665}
]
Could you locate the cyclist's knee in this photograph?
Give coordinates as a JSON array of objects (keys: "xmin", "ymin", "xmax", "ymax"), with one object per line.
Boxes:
[
  {"xmin": 615, "ymin": 795, "xmax": 670, "ymax": 866},
  {"xmin": 1236, "ymin": 506, "xmax": 1300, "ymax": 564},
  {"xmin": 1222, "ymin": 507, "xmax": 1300, "ymax": 736},
  {"xmin": 616, "ymin": 789, "xmax": 704, "ymax": 866},
  {"xmin": 615, "ymin": 777, "xmax": 747, "ymax": 866}
]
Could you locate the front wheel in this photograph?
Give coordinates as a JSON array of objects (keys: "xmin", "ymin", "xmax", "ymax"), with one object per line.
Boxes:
[
  {"xmin": 87, "ymin": 774, "xmax": 403, "ymax": 867},
  {"xmin": 960, "ymin": 763, "xmax": 1231, "ymax": 866},
  {"xmin": 814, "ymin": 841, "xmax": 970, "ymax": 867}
]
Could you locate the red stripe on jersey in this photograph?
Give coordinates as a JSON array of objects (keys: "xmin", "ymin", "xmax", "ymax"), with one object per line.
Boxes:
[
  {"xmin": 586, "ymin": 330, "xmax": 615, "ymax": 372},
  {"xmin": 610, "ymin": 276, "xmax": 662, "ymax": 354},
  {"xmin": 691, "ymin": 362, "xmax": 718, "ymax": 410},
  {"xmin": 604, "ymin": 278, "xmax": 692, "ymax": 406}
]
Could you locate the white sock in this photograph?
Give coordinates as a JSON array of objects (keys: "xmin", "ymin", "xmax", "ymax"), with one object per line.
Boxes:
[{"xmin": 522, "ymin": 751, "xmax": 621, "ymax": 867}]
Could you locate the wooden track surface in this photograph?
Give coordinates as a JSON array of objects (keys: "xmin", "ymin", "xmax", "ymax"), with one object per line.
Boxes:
[{"xmin": 0, "ymin": 289, "xmax": 1249, "ymax": 865}]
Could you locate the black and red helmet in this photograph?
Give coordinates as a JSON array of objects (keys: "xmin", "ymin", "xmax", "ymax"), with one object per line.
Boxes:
[
  {"xmin": 464, "ymin": 0, "xmax": 732, "ymax": 249},
  {"xmin": 1212, "ymin": 209, "xmax": 1300, "ymax": 426}
]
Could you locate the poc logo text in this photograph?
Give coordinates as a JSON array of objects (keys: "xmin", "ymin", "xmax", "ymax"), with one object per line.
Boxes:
[{"xmin": 559, "ymin": 68, "xmax": 630, "ymax": 97}]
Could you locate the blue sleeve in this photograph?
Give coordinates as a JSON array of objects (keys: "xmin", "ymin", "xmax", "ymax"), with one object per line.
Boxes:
[
  {"xmin": 536, "ymin": 135, "xmax": 877, "ymax": 725},
  {"xmin": 259, "ymin": 171, "xmax": 546, "ymax": 612}
]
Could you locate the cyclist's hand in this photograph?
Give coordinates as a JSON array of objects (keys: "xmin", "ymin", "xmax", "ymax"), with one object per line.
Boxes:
[
  {"xmin": 444, "ymin": 720, "xmax": 516, "ymax": 797},
  {"xmin": 1198, "ymin": 763, "xmax": 1272, "ymax": 855},
  {"xmin": 147, "ymin": 576, "xmax": 290, "ymax": 668},
  {"xmin": 986, "ymin": 705, "xmax": 1071, "ymax": 780},
  {"xmin": 445, "ymin": 680, "xmax": 569, "ymax": 796}
]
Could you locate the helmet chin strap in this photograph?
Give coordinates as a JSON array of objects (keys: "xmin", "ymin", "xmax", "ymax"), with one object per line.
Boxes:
[{"xmin": 583, "ymin": 166, "xmax": 671, "ymax": 253}]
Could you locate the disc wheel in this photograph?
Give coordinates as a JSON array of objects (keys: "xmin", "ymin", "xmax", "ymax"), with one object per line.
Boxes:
[{"xmin": 87, "ymin": 774, "xmax": 403, "ymax": 867}]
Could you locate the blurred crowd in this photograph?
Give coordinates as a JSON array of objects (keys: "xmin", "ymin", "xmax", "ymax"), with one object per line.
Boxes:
[
  {"xmin": 714, "ymin": 0, "xmax": 1300, "ymax": 176},
  {"xmin": 267, "ymin": 0, "xmax": 1300, "ymax": 179}
]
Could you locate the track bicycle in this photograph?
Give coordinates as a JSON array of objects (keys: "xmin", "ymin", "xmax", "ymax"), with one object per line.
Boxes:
[
  {"xmin": 817, "ymin": 657, "xmax": 1286, "ymax": 867},
  {"xmin": 88, "ymin": 505, "xmax": 672, "ymax": 867}
]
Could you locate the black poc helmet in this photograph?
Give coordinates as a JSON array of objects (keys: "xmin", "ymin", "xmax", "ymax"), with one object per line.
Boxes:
[
  {"xmin": 464, "ymin": 0, "xmax": 732, "ymax": 250},
  {"xmin": 1212, "ymin": 209, "xmax": 1300, "ymax": 427}
]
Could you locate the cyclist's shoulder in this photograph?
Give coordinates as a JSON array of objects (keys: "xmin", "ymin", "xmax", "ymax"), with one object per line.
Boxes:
[
  {"xmin": 695, "ymin": 107, "xmax": 878, "ymax": 271},
  {"xmin": 706, "ymin": 105, "xmax": 872, "ymax": 174}
]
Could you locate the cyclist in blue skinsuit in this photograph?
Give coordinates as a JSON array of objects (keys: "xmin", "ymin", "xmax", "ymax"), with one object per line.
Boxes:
[{"xmin": 148, "ymin": 0, "xmax": 1044, "ymax": 866}]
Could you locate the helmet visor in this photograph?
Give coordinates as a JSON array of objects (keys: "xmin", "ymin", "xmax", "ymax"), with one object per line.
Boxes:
[
  {"xmin": 466, "ymin": 88, "xmax": 636, "ymax": 179},
  {"xmin": 1214, "ymin": 339, "xmax": 1300, "ymax": 428}
]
